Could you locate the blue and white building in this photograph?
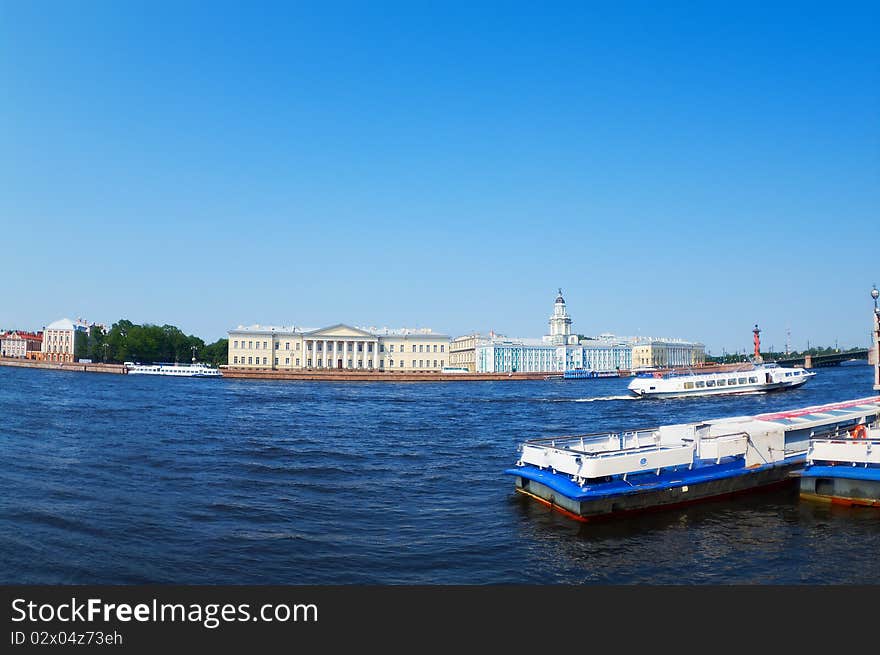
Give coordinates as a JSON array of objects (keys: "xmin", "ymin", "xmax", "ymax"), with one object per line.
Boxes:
[{"xmin": 472, "ymin": 290, "xmax": 698, "ymax": 374}]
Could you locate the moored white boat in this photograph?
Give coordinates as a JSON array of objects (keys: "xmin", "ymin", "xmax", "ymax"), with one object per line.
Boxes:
[{"xmin": 506, "ymin": 396, "xmax": 880, "ymax": 522}]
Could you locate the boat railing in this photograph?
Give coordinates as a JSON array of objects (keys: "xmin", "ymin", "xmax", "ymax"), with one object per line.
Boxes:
[
  {"xmin": 695, "ymin": 431, "xmax": 750, "ymax": 462},
  {"xmin": 519, "ymin": 429, "xmax": 699, "ymax": 480},
  {"xmin": 807, "ymin": 426, "xmax": 880, "ymax": 465},
  {"xmin": 523, "ymin": 429, "xmax": 662, "ymax": 453}
]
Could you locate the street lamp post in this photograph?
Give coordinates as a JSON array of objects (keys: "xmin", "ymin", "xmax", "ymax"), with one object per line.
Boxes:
[{"xmin": 872, "ymin": 285, "xmax": 880, "ymax": 391}]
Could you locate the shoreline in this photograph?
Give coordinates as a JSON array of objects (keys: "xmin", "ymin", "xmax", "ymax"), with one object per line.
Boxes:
[
  {"xmin": 0, "ymin": 356, "xmax": 751, "ymax": 382},
  {"xmin": 220, "ymin": 367, "xmax": 559, "ymax": 382},
  {"xmin": 0, "ymin": 357, "xmax": 125, "ymax": 374}
]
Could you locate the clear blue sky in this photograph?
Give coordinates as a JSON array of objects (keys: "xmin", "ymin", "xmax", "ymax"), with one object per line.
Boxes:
[{"xmin": 1, "ymin": 1, "xmax": 877, "ymax": 354}]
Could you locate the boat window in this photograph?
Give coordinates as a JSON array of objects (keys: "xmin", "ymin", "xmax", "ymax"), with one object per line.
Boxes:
[
  {"xmin": 706, "ymin": 379, "xmax": 716, "ymax": 387},
  {"xmin": 794, "ymin": 371, "xmax": 801, "ymax": 376},
  {"xmin": 748, "ymin": 376, "xmax": 758, "ymax": 383},
  {"xmin": 695, "ymin": 381, "xmax": 705, "ymax": 388},
  {"xmin": 728, "ymin": 379, "xmax": 736, "ymax": 385},
  {"xmin": 717, "ymin": 379, "xmax": 726, "ymax": 386},
  {"xmin": 738, "ymin": 377, "xmax": 747, "ymax": 384},
  {"xmin": 684, "ymin": 382, "xmax": 694, "ymax": 389}
]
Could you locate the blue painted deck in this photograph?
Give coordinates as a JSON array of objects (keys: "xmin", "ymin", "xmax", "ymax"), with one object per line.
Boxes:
[
  {"xmin": 800, "ymin": 465, "xmax": 880, "ymax": 482},
  {"xmin": 504, "ymin": 455, "xmax": 805, "ymax": 502}
]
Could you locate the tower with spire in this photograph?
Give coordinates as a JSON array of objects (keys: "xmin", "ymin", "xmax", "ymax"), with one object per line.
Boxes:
[{"xmin": 547, "ymin": 288, "xmax": 573, "ymax": 345}]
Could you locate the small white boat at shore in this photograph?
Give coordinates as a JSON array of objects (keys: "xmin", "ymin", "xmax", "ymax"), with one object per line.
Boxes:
[
  {"xmin": 628, "ymin": 362, "xmax": 814, "ymax": 399},
  {"xmin": 125, "ymin": 361, "xmax": 222, "ymax": 377}
]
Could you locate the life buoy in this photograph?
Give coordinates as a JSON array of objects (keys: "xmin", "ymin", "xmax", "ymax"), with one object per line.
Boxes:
[{"xmin": 850, "ymin": 424, "xmax": 867, "ymax": 440}]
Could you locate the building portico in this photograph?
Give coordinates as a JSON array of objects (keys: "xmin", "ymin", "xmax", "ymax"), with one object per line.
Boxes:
[{"xmin": 302, "ymin": 325, "xmax": 380, "ymax": 370}]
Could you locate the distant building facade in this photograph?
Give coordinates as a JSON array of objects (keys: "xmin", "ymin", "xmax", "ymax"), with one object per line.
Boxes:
[
  {"xmin": 631, "ymin": 339, "xmax": 705, "ymax": 369},
  {"xmin": 476, "ymin": 340, "xmax": 559, "ymax": 373},
  {"xmin": 580, "ymin": 339, "xmax": 633, "ymax": 372},
  {"xmin": 470, "ymin": 290, "xmax": 701, "ymax": 374},
  {"xmin": 449, "ymin": 334, "xmax": 481, "ymax": 372},
  {"xmin": 227, "ymin": 324, "xmax": 451, "ymax": 371},
  {"xmin": 0, "ymin": 331, "xmax": 42, "ymax": 358},
  {"xmin": 40, "ymin": 318, "xmax": 90, "ymax": 362}
]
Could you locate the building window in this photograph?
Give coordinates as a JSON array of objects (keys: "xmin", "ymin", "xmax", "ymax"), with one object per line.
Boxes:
[
  {"xmin": 263, "ymin": 341, "xmax": 268, "ymax": 349},
  {"xmin": 307, "ymin": 358, "xmax": 312, "ymax": 367},
  {"xmin": 433, "ymin": 345, "xmax": 437, "ymax": 352},
  {"xmin": 440, "ymin": 345, "xmax": 445, "ymax": 352},
  {"xmin": 440, "ymin": 360, "xmax": 444, "ymax": 367},
  {"xmin": 412, "ymin": 345, "xmax": 416, "ymax": 352},
  {"xmin": 248, "ymin": 356, "xmax": 253, "ymax": 364},
  {"xmin": 263, "ymin": 357, "xmax": 267, "ymax": 365},
  {"xmin": 296, "ymin": 358, "xmax": 300, "ymax": 366},
  {"xmin": 399, "ymin": 360, "xmax": 404, "ymax": 368},
  {"xmin": 248, "ymin": 341, "xmax": 253, "ymax": 349},
  {"xmin": 389, "ymin": 359, "xmax": 393, "ymax": 367},
  {"xmin": 285, "ymin": 357, "xmax": 290, "ymax": 365},
  {"xmin": 296, "ymin": 342, "xmax": 301, "ymax": 350},
  {"xmin": 419, "ymin": 345, "xmax": 424, "ymax": 353},
  {"xmin": 233, "ymin": 356, "xmax": 238, "ymax": 364},
  {"xmin": 274, "ymin": 357, "xmax": 279, "ymax": 365},
  {"xmin": 433, "ymin": 360, "xmax": 437, "ymax": 367},
  {"xmin": 285, "ymin": 342, "xmax": 290, "ymax": 350},
  {"xmin": 233, "ymin": 340, "xmax": 238, "ymax": 348},
  {"xmin": 380, "ymin": 344, "xmax": 385, "ymax": 352}
]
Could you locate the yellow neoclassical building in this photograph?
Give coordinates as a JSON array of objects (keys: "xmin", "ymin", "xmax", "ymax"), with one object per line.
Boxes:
[{"xmin": 228, "ymin": 324, "xmax": 451, "ymax": 372}]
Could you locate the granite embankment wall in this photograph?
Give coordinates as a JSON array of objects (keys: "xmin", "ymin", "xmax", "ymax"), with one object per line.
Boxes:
[
  {"xmin": 0, "ymin": 357, "xmax": 126, "ymax": 374},
  {"xmin": 220, "ymin": 367, "xmax": 554, "ymax": 382}
]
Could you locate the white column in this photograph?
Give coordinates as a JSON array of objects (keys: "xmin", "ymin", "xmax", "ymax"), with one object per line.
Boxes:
[
  {"xmin": 332, "ymin": 340, "xmax": 338, "ymax": 369},
  {"xmin": 373, "ymin": 341, "xmax": 379, "ymax": 369},
  {"xmin": 322, "ymin": 340, "xmax": 327, "ymax": 368}
]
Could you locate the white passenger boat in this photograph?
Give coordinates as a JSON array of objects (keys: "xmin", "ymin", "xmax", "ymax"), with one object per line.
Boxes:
[
  {"xmin": 124, "ymin": 361, "xmax": 222, "ymax": 377},
  {"xmin": 628, "ymin": 362, "xmax": 814, "ymax": 399}
]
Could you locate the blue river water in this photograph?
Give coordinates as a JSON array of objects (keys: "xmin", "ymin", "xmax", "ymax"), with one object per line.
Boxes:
[{"xmin": 2, "ymin": 363, "xmax": 878, "ymax": 584}]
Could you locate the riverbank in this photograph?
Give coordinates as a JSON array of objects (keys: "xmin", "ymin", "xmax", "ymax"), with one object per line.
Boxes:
[
  {"xmin": 0, "ymin": 357, "xmax": 125, "ymax": 374},
  {"xmin": 220, "ymin": 367, "xmax": 554, "ymax": 382}
]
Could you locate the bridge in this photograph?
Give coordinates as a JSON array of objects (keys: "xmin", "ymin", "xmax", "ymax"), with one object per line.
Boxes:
[{"xmin": 773, "ymin": 349, "xmax": 870, "ymax": 368}]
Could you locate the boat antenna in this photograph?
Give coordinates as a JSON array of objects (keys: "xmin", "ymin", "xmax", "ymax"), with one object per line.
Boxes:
[{"xmin": 191, "ymin": 345, "xmax": 197, "ymax": 364}]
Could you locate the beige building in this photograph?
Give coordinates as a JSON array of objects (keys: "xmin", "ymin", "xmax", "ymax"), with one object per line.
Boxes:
[
  {"xmin": 41, "ymin": 318, "xmax": 77, "ymax": 362},
  {"xmin": 449, "ymin": 334, "xmax": 482, "ymax": 372},
  {"xmin": 631, "ymin": 339, "xmax": 705, "ymax": 369},
  {"xmin": 228, "ymin": 324, "xmax": 451, "ymax": 372}
]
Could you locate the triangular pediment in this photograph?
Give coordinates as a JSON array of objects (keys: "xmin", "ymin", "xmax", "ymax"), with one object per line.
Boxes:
[{"xmin": 305, "ymin": 324, "xmax": 375, "ymax": 338}]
